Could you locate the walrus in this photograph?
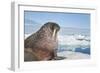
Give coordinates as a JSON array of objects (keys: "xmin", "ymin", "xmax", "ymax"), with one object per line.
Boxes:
[{"xmin": 24, "ymin": 22, "xmax": 65, "ymax": 61}]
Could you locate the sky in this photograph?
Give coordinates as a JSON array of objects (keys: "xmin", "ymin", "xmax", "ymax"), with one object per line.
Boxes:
[{"xmin": 24, "ymin": 11, "xmax": 90, "ymax": 29}]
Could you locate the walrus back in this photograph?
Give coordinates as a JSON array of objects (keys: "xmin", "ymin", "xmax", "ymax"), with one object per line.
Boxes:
[{"xmin": 25, "ymin": 32, "xmax": 37, "ymax": 48}]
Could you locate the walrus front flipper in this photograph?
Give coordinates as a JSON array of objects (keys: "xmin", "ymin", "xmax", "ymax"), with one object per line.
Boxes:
[{"xmin": 54, "ymin": 56, "xmax": 66, "ymax": 60}]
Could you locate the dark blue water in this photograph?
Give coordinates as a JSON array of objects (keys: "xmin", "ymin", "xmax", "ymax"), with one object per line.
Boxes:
[
  {"xmin": 57, "ymin": 48, "xmax": 90, "ymax": 55},
  {"xmin": 75, "ymin": 48, "xmax": 90, "ymax": 54}
]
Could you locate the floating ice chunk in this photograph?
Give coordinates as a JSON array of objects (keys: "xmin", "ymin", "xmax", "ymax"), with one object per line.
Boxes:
[
  {"xmin": 58, "ymin": 35, "xmax": 90, "ymax": 46},
  {"xmin": 75, "ymin": 34, "xmax": 85, "ymax": 39}
]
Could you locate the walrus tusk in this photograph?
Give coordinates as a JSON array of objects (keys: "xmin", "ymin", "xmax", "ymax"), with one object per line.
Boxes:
[{"xmin": 52, "ymin": 29, "xmax": 56, "ymax": 38}]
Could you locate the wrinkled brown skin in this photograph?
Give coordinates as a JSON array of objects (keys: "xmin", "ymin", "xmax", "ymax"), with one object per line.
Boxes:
[{"xmin": 24, "ymin": 22, "xmax": 60, "ymax": 61}]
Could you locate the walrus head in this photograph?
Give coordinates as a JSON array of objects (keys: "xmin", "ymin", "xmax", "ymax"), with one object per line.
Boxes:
[{"xmin": 40, "ymin": 22, "xmax": 60, "ymax": 40}]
